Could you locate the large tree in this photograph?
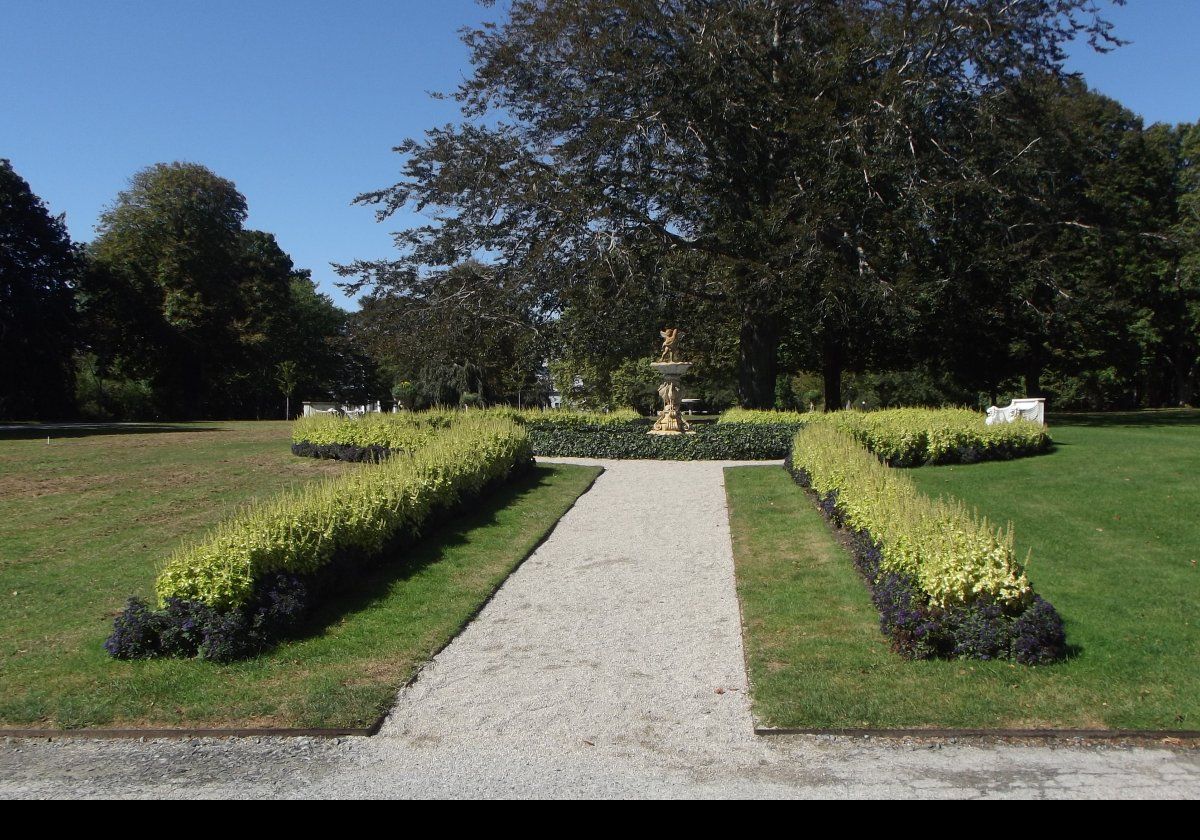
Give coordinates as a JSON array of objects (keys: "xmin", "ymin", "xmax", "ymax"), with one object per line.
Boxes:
[
  {"xmin": 343, "ymin": 0, "xmax": 1122, "ymax": 407},
  {"xmin": 1158, "ymin": 121, "xmax": 1200, "ymax": 405},
  {"xmin": 85, "ymin": 162, "xmax": 250, "ymax": 416},
  {"xmin": 0, "ymin": 159, "xmax": 81, "ymax": 419},
  {"xmin": 81, "ymin": 163, "xmax": 363, "ymax": 418}
]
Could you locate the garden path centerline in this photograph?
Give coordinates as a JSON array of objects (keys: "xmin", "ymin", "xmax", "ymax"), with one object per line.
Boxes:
[{"xmin": 378, "ymin": 458, "xmax": 767, "ymax": 747}]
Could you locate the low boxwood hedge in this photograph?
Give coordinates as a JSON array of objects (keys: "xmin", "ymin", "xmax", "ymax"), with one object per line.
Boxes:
[
  {"xmin": 291, "ymin": 409, "xmax": 801, "ymax": 461},
  {"xmin": 289, "ymin": 406, "xmax": 1048, "ymax": 466},
  {"xmin": 106, "ymin": 416, "xmax": 532, "ymax": 661},
  {"xmin": 786, "ymin": 424, "xmax": 1066, "ymax": 663},
  {"xmin": 812, "ymin": 407, "xmax": 1051, "ymax": 467},
  {"xmin": 721, "ymin": 407, "xmax": 1051, "ymax": 466},
  {"xmin": 525, "ymin": 419, "xmax": 801, "ymax": 459}
]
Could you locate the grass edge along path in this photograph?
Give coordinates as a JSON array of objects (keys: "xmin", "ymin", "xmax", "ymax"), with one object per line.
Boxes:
[
  {"xmin": 1, "ymin": 462, "xmax": 601, "ymax": 730},
  {"xmin": 725, "ymin": 445, "xmax": 1199, "ymax": 730}
]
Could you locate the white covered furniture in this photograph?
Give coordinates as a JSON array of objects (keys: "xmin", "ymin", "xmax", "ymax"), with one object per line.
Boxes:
[{"xmin": 986, "ymin": 397, "xmax": 1046, "ymax": 426}]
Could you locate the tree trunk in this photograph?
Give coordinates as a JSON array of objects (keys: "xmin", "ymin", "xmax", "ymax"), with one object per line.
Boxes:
[
  {"xmin": 1174, "ymin": 340, "xmax": 1196, "ymax": 407},
  {"xmin": 822, "ymin": 332, "xmax": 843, "ymax": 411},
  {"xmin": 737, "ymin": 312, "xmax": 778, "ymax": 408},
  {"xmin": 1023, "ymin": 364, "xmax": 1042, "ymax": 398}
]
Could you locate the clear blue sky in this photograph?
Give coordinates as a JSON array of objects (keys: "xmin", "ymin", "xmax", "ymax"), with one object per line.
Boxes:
[{"xmin": 3, "ymin": 0, "xmax": 1198, "ymax": 311}]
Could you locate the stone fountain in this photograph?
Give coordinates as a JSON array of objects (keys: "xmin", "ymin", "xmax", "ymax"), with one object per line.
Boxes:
[{"xmin": 649, "ymin": 327, "xmax": 691, "ymax": 435}]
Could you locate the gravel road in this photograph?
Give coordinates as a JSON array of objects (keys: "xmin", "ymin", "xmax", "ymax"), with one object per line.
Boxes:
[{"xmin": 2, "ymin": 458, "xmax": 1197, "ymax": 799}]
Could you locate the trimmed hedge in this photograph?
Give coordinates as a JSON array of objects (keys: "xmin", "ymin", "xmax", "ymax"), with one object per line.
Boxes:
[
  {"xmin": 504, "ymin": 407, "xmax": 642, "ymax": 427},
  {"xmin": 719, "ymin": 407, "xmax": 809, "ymax": 424},
  {"xmin": 786, "ymin": 424, "xmax": 1065, "ymax": 663},
  {"xmin": 811, "ymin": 407, "xmax": 1050, "ymax": 466},
  {"xmin": 290, "ymin": 411, "xmax": 455, "ymax": 452},
  {"xmin": 106, "ymin": 416, "xmax": 532, "ymax": 661},
  {"xmin": 291, "ymin": 409, "xmax": 800, "ymax": 461},
  {"xmin": 525, "ymin": 419, "xmax": 801, "ymax": 459},
  {"xmin": 289, "ymin": 406, "xmax": 1047, "ymax": 466}
]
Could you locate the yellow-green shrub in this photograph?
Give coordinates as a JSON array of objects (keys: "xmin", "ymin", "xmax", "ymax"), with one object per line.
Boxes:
[
  {"xmin": 290, "ymin": 410, "xmax": 459, "ymax": 450},
  {"xmin": 807, "ymin": 407, "xmax": 1048, "ymax": 466},
  {"xmin": 718, "ymin": 407, "xmax": 810, "ymax": 424},
  {"xmin": 158, "ymin": 416, "xmax": 531, "ymax": 610},
  {"xmin": 790, "ymin": 424, "xmax": 1031, "ymax": 609},
  {"xmin": 292, "ymin": 407, "xmax": 643, "ymax": 452},
  {"xmin": 498, "ymin": 406, "xmax": 642, "ymax": 426}
]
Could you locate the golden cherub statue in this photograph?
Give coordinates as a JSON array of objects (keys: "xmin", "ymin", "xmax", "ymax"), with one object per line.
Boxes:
[{"xmin": 659, "ymin": 327, "xmax": 682, "ymax": 363}]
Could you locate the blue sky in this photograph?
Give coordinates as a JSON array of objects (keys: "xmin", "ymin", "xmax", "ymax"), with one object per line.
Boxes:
[{"xmin": 3, "ymin": 0, "xmax": 1198, "ymax": 311}]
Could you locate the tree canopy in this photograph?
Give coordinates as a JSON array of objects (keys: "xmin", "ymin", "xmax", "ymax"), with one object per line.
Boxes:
[
  {"xmin": 343, "ymin": 0, "xmax": 1126, "ymax": 408},
  {"xmin": 0, "ymin": 158, "xmax": 81, "ymax": 419},
  {"xmin": 80, "ymin": 162, "xmax": 370, "ymax": 419}
]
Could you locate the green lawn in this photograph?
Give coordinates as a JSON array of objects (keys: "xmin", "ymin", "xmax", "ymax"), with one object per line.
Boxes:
[
  {"xmin": 0, "ymin": 422, "xmax": 599, "ymax": 729},
  {"xmin": 727, "ymin": 410, "xmax": 1200, "ymax": 730}
]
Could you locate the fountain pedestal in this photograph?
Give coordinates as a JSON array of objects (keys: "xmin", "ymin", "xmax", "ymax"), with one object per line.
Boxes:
[{"xmin": 649, "ymin": 361, "xmax": 692, "ymax": 435}]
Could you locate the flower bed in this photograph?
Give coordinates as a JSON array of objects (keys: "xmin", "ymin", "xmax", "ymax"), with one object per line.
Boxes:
[
  {"xmin": 785, "ymin": 424, "xmax": 1066, "ymax": 663},
  {"xmin": 107, "ymin": 416, "xmax": 532, "ymax": 661}
]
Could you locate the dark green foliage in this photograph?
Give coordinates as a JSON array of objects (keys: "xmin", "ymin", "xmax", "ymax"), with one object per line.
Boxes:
[
  {"xmin": 346, "ymin": 260, "xmax": 546, "ymax": 409},
  {"xmin": 0, "ymin": 159, "xmax": 81, "ymax": 419},
  {"xmin": 526, "ymin": 420, "xmax": 799, "ymax": 460},
  {"xmin": 79, "ymin": 163, "xmax": 370, "ymax": 419},
  {"xmin": 344, "ymin": 0, "xmax": 1123, "ymax": 409},
  {"xmin": 925, "ymin": 79, "xmax": 1199, "ymax": 410}
]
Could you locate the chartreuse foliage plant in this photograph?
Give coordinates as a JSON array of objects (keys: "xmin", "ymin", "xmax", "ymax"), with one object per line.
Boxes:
[
  {"xmin": 162, "ymin": 416, "xmax": 529, "ymax": 610},
  {"xmin": 812, "ymin": 407, "xmax": 1050, "ymax": 466},
  {"xmin": 108, "ymin": 416, "xmax": 532, "ymax": 660},
  {"xmin": 786, "ymin": 424, "xmax": 1065, "ymax": 663},
  {"xmin": 290, "ymin": 410, "xmax": 458, "ymax": 456},
  {"xmin": 506, "ymin": 407, "xmax": 642, "ymax": 426},
  {"xmin": 793, "ymin": 425, "xmax": 1029, "ymax": 608},
  {"xmin": 718, "ymin": 407, "xmax": 810, "ymax": 425},
  {"xmin": 720, "ymin": 407, "xmax": 1050, "ymax": 466}
]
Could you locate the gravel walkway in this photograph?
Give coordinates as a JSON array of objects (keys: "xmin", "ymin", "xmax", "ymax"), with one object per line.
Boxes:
[{"xmin": 2, "ymin": 458, "xmax": 1198, "ymax": 798}]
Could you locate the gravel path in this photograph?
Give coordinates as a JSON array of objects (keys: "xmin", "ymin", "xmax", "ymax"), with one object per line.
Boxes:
[{"xmin": 3, "ymin": 458, "xmax": 1198, "ymax": 799}]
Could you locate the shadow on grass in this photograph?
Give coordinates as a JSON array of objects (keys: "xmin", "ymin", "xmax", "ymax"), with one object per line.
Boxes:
[
  {"xmin": 280, "ymin": 463, "xmax": 561, "ymax": 649},
  {"xmin": 0, "ymin": 423, "xmax": 224, "ymax": 440},
  {"xmin": 1051, "ymin": 409, "xmax": 1200, "ymax": 428}
]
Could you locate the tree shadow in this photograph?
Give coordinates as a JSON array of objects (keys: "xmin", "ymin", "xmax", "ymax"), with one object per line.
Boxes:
[
  {"xmin": 0, "ymin": 423, "xmax": 225, "ymax": 440},
  {"xmin": 1050, "ymin": 409, "xmax": 1200, "ymax": 428},
  {"xmin": 279, "ymin": 464, "xmax": 562, "ymax": 647}
]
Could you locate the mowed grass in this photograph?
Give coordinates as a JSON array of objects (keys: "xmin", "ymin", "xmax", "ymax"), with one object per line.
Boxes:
[
  {"xmin": 0, "ymin": 422, "xmax": 599, "ymax": 728},
  {"xmin": 727, "ymin": 410, "xmax": 1200, "ymax": 730}
]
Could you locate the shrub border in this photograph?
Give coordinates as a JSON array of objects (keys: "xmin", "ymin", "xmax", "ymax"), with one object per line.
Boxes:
[
  {"xmin": 782, "ymin": 451, "xmax": 1067, "ymax": 664},
  {"xmin": 106, "ymin": 457, "xmax": 536, "ymax": 662},
  {"xmin": 293, "ymin": 420, "xmax": 804, "ymax": 462}
]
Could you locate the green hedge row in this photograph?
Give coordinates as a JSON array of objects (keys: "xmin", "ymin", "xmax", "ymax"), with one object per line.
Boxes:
[
  {"xmin": 525, "ymin": 420, "xmax": 800, "ymax": 459},
  {"xmin": 292, "ymin": 409, "xmax": 798, "ymax": 461},
  {"xmin": 290, "ymin": 410, "xmax": 457, "ymax": 450},
  {"xmin": 792, "ymin": 424, "xmax": 1031, "ymax": 608},
  {"xmin": 290, "ymin": 406, "xmax": 1046, "ymax": 465},
  {"xmin": 720, "ymin": 407, "xmax": 1050, "ymax": 467},
  {"xmin": 787, "ymin": 424, "xmax": 1066, "ymax": 662},
  {"xmin": 812, "ymin": 407, "xmax": 1050, "ymax": 466},
  {"xmin": 159, "ymin": 416, "xmax": 532, "ymax": 610}
]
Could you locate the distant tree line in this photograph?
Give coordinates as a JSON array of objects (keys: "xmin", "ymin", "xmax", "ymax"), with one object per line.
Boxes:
[
  {"xmin": 1, "ymin": 160, "xmax": 379, "ymax": 421},
  {"xmin": 342, "ymin": 0, "xmax": 1200, "ymax": 412}
]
